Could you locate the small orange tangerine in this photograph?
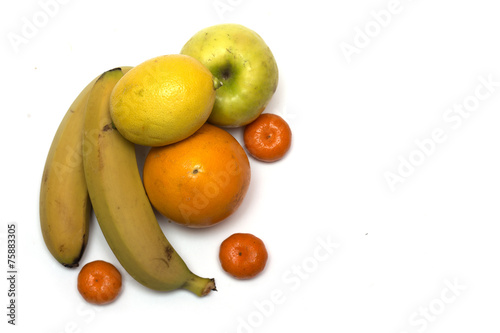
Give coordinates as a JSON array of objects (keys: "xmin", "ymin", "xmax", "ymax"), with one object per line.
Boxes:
[
  {"xmin": 243, "ymin": 113, "xmax": 292, "ymax": 162},
  {"xmin": 77, "ymin": 260, "xmax": 122, "ymax": 305},
  {"xmin": 219, "ymin": 233, "xmax": 268, "ymax": 279}
]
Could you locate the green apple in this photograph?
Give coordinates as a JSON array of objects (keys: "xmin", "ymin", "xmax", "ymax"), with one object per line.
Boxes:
[{"xmin": 180, "ymin": 24, "xmax": 279, "ymax": 127}]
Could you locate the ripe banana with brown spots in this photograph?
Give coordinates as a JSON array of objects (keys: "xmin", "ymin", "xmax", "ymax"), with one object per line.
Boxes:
[
  {"xmin": 82, "ymin": 68, "xmax": 216, "ymax": 296},
  {"xmin": 39, "ymin": 74, "xmax": 98, "ymax": 267}
]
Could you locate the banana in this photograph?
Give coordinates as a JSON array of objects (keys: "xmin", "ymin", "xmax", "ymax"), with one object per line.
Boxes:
[
  {"xmin": 82, "ymin": 68, "xmax": 216, "ymax": 296},
  {"xmin": 39, "ymin": 75, "xmax": 97, "ymax": 267}
]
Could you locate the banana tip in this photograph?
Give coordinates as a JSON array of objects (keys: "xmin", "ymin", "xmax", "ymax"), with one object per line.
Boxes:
[{"xmin": 62, "ymin": 262, "xmax": 79, "ymax": 268}]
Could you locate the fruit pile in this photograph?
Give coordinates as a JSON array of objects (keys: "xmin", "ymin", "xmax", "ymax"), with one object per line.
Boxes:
[{"xmin": 39, "ymin": 24, "xmax": 291, "ymax": 304}]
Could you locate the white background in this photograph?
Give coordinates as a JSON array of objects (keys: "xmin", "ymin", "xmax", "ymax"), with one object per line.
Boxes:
[{"xmin": 2, "ymin": 0, "xmax": 500, "ymax": 332}]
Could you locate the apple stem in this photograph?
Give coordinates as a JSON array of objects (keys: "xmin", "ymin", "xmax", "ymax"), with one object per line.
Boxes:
[{"xmin": 213, "ymin": 77, "xmax": 223, "ymax": 90}]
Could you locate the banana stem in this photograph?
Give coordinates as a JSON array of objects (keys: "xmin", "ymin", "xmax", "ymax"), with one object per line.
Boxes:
[{"xmin": 183, "ymin": 276, "xmax": 216, "ymax": 296}]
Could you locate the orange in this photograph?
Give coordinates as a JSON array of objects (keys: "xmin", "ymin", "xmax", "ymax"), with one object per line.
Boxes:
[
  {"xmin": 219, "ymin": 233, "xmax": 268, "ymax": 279},
  {"xmin": 77, "ymin": 260, "xmax": 122, "ymax": 305},
  {"xmin": 243, "ymin": 113, "xmax": 292, "ymax": 162},
  {"xmin": 143, "ymin": 123, "xmax": 251, "ymax": 228}
]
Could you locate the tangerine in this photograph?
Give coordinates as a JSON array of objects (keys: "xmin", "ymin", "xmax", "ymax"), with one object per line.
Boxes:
[
  {"xmin": 77, "ymin": 260, "xmax": 122, "ymax": 305},
  {"xmin": 243, "ymin": 113, "xmax": 292, "ymax": 162},
  {"xmin": 219, "ymin": 233, "xmax": 268, "ymax": 279},
  {"xmin": 143, "ymin": 123, "xmax": 251, "ymax": 227}
]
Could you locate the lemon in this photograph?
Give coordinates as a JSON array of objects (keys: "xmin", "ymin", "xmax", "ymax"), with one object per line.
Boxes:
[{"xmin": 110, "ymin": 54, "xmax": 216, "ymax": 146}]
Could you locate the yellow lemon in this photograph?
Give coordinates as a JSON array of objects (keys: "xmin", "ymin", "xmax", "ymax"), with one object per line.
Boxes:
[{"xmin": 110, "ymin": 54, "xmax": 217, "ymax": 146}]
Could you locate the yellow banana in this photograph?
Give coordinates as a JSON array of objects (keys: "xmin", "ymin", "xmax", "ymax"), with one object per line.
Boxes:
[
  {"xmin": 39, "ymin": 75, "xmax": 97, "ymax": 267},
  {"xmin": 82, "ymin": 68, "xmax": 216, "ymax": 296}
]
